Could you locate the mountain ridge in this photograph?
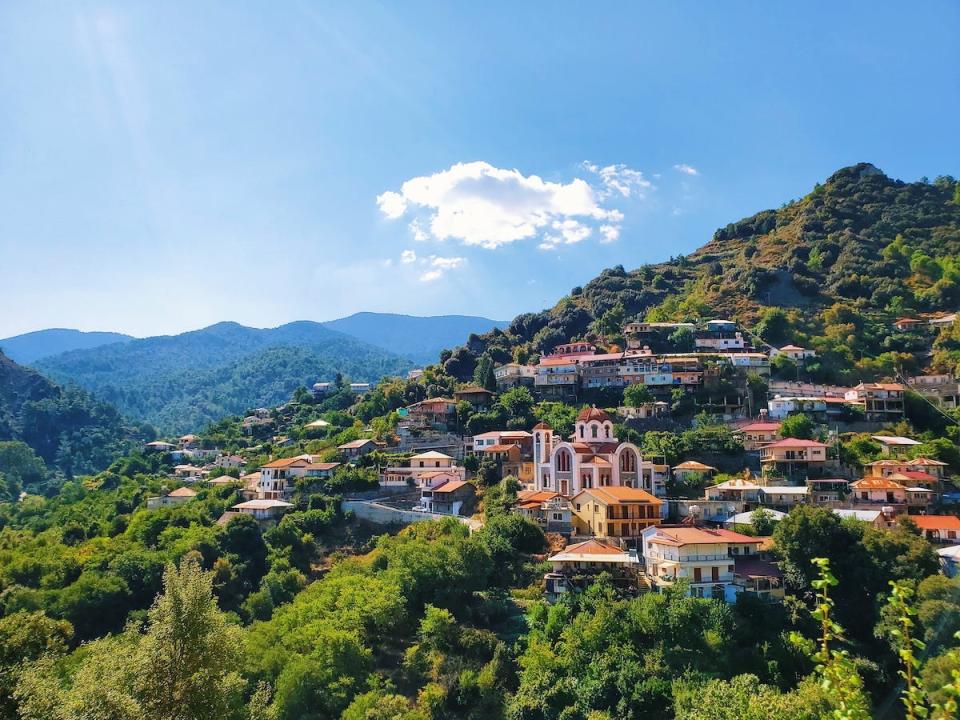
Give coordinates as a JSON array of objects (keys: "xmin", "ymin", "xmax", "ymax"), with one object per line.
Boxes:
[
  {"xmin": 433, "ymin": 163, "xmax": 960, "ymax": 384},
  {"xmin": 3, "ymin": 313, "xmax": 507, "ymax": 366}
]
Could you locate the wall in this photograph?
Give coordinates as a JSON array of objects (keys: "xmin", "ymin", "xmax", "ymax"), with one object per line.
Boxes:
[{"xmin": 342, "ymin": 500, "xmax": 483, "ymax": 531}]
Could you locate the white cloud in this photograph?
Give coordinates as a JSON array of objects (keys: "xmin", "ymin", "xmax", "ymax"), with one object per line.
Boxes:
[
  {"xmin": 599, "ymin": 225, "xmax": 620, "ymax": 243},
  {"xmin": 376, "ymin": 190, "xmax": 407, "ymax": 219},
  {"xmin": 673, "ymin": 163, "xmax": 699, "ymax": 176},
  {"xmin": 400, "ymin": 249, "xmax": 417, "ymax": 264},
  {"xmin": 377, "ymin": 160, "xmax": 649, "ymax": 250},
  {"xmin": 584, "ymin": 162, "xmax": 653, "ymax": 199},
  {"xmin": 418, "ymin": 255, "xmax": 465, "ymax": 282},
  {"xmin": 409, "ymin": 219, "xmax": 428, "ymax": 242}
]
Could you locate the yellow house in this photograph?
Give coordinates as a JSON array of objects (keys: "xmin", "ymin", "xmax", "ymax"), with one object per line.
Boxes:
[{"xmin": 571, "ymin": 486, "xmax": 663, "ymax": 540}]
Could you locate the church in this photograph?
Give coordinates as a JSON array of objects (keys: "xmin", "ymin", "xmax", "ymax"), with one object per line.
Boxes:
[{"xmin": 532, "ymin": 407, "xmax": 668, "ymax": 497}]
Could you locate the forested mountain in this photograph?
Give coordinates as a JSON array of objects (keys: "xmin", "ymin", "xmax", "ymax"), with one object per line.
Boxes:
[
  {"xmin": 322, "ymin": 312, "xmax": 508, "ymax": 364},
  {"xmin": 437, "ymin": 164, "xmax": 960, "ymax": 383},
  {"xmin": 0, "ymin": 328, "xmax": 133, "ymax": 364},
  {"xmin": 0, "ymin": 351, "xmax": 136, "ymax": 486},
  {"xmin": 35, "ymin": 321, "xmax": 412, "ymax": 433}
]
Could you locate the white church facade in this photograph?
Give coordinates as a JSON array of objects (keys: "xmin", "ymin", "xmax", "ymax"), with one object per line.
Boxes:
[{"xmin": 532, "ymin": 407, "xmax": 668, "ymax": 497}]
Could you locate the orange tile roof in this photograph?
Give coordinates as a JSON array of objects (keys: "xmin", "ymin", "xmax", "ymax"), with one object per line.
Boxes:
[
  {"xmin": 738, "ymin": 422, "xmax": 782, "ymax": 432},
  {"xmin": 167, "ymin": 487, "xmax": 198, "ymax": 497},
  {"xmin": 911, "ymin": 515, "xmax": 960, "ymax": 531},
  {"xmin": 431, "ymin": 479, "xmax": 470, "ymax": 494},
  {"xmin": 851, "ymin": 477, "xmax": 907, "ymax": 490},
  {"xmin": 909, "ymin": 457, "xmax": 948, "ymax": 467},
  {"xmin": 517, "ymin": 490, "xmax": 560, "ymax": 504},
  {"xmin": 261, "ymin": 457, "xmax": 309, "ymax": 469},
  {"xmin": 648, "ymin": 526, "xmax": 761, "ymax": 546},
  {"xmin": 674, "ymin": 460, "xmax": 717, "ymax": 471},
  {"xmin": 575, "ymin": 486, "xmax": 661, "ymax": 504},
  {"xmin": 561, "ymin": 539, "xmax": 624, "ymax": 555},
  {"xmin": 484, "ymin": 444, "xmax": 517, "ymax": 452}
]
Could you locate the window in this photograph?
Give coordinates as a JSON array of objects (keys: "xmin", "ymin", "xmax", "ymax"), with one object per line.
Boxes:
[
  {"xmin": 693, "ymin": 567, "xmax": 702, "ymax": 582},
  {"xmin": 711, "ymin": 567, "xmax": 719, "ymax": 582},
  {"xmin": 552, "ymin": 513, "xmax": 563, "ymax": 521},
  {"xmin": 575, "ymin": 503, "xmax": 581, "ymax": 511},
  {"xmin": 591, "ymin": 425, "xmax": 598, "ymax": 438}
]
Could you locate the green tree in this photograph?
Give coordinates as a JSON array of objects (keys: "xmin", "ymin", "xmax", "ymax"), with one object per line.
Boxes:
[
  {"xmin": 780, "ymin": 414, "xmax": 815, "ymax": 440},
  {"xmin": 623, "ymin": 383, "xmax": 654, "ymax": 407},
  {"xmin": 16, "ymin": 557, "xmax": 248, "ymax": 720}
]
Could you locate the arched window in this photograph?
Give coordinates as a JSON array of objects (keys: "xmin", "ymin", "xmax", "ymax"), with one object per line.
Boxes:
[
  {"xmin": 557, "ymin": 449, "xmax": 571, "ymax": 472},
  {"xmin": 620, "ymin": 451, "xmax": 636, "ymax": 473},
  {"xmin": 605, "ymin": 425, "xmax": 610, "ymax": 438},
  {"xmin": 579, "ymin": 424, "xmax": 584, "ymax": 438},
  {"xmin": 591, "ymin": 425, "xmax": 598, "ymax": 438}
]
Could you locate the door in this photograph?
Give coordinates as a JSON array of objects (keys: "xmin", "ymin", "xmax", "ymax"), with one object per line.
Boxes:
[
  {"xmin": 711, "ymin": 566, "xmax": 719, "ymax": 582},
  {"xmin": 693, "ymin": 567, "xmax": 702, "ymax": 582}
]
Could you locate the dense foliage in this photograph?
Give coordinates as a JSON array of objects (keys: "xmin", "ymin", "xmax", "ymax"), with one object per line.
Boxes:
[{"xmin": 0, "ymin": 351, "xmax": 141, "ymax": 487}]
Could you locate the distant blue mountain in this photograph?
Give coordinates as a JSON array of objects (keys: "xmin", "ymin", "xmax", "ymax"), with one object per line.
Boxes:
[
  {"xmin": 321, "ymin": 312, "xmax": 509, "ymax": 364},
  {"xmin": 34, "ymin": 320, "xmax": 413, "ymax": 433},
  {"xmin": 0, "ymin": 328, "xmax": 133, "ymax": 364}
]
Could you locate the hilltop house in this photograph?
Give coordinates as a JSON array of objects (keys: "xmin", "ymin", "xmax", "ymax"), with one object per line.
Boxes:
[
  {"xmin": 849, "ymin": 476, "xmax": 908, "ymax": 505},
  {"xmin": 231, "ymin": 498, "xmax": 293, "ymax": 521},
  {"xmin": 641, "ymin": 525, "xmax": 765, "ymax": 601},
  {"xmin": 570, "ymin": 486, "xmax": 663, "ymax": 543},
  {"xmin": 771, "ymin": 345, "xmax": 817, "ymax": 361},
  {"xmin": 515, "ymin": 491, "xmax": 573, "ymax": 535},
  {"xmin": 912, "ymin": 516, "xmax": 960, "ymax": 544},
  {"xmin": 406, "ymin": 398, "xmax": 458, "ymax": 427},
  {"xmin": 871, "ymin": 435, "xmax": 922, "ymax": 457},
  {"xmin": 146, "ymin": 486, "xmax": 198, "ymax": 509},
  {"xmin": 337, "ymin": 439, "xmax": 379, "ymax": 459},
  {"xmin": 759, "ymin": 439, "xmax": 829, "ymax": 477},
  {"xmin": 380, "ymin": 453, "xmax": 465, "ymax": 486},
  {"xmin": 544, "ymin": 539, "xmax": 641, "ymax": 601},
  {"xmin": 844, "ymin": 383, "xmax": 906, "ymax": 422},
  {"xmin": 735, "ymin": 422, "xmax": 782, "ymax": 451},
  {"xmin": 493, "ymin": 363, "xmax": 536, "ymax": 391},
  {"xmin": 453, "ymin": 386, "xmax": 495, "ymax": 409},
  {"xmin": 419, "ymin": 478, "xmax": 475, "ymax": 516}
]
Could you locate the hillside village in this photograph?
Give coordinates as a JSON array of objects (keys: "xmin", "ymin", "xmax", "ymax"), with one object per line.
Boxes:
[
  {"xmin": 2, "ymin": 166, "xmax": 960, "ymax": 719},
  {"xmin": 140, "ymin": 311, "xmax": 960, "ymax": 608}
]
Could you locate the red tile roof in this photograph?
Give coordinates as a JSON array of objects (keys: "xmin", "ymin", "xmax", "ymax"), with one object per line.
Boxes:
[{"xmin": 764, "ymin": 438, "xmax": 828, "ymax": 448}]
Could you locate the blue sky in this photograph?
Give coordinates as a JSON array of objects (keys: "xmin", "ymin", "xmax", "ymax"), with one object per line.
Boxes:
[{"xmin": 1, "ymin": 2, "xmax": 958, "ymax": 338}]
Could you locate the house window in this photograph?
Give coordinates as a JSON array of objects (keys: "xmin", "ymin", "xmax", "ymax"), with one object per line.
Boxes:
[
  {"xmin": 575, "ymin": 503, "xmax": 581, "ymax": 511},
  {"xmin": 693, "ymin": 567, "xmax": 702, "ymax": 582},
  {"xmin": 552, "ymin": 513, "xmax": 563, "ymax": 521}
]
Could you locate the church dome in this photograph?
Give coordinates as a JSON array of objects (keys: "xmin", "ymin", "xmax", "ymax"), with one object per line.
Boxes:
[{"xmin": 576, "ymin": 406, "xmax": 611, "ymax": 423}]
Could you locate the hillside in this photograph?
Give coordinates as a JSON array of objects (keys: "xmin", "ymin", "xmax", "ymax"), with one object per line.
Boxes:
[
  {"xmin": 0, "ymin": 350, "xmax": 134, "ymax": 482},
  {"xmin": 0, "ymin": 328, "xmax": 133, "ymax": 364},
  {"xmin": 437, "ymin": 164, "xmax": 960, "ymax": 381},
  {"xmin": 322, "ymin": 312, "xmax": 508, "ymax": 364},
  {"xmin": 35, "ymin": 321, "xmax": 413, "ymax": 433}
]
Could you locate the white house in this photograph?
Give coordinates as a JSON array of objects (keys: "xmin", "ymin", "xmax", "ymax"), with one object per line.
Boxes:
[
  {"xmin": 232, "ymin": 498, "xmax": 293, "ymax": 521},
  {"xmin": 641, "ymin": 524, "xmax": 764, "ymax": 600}
]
